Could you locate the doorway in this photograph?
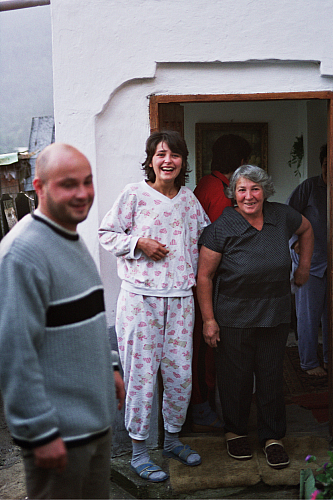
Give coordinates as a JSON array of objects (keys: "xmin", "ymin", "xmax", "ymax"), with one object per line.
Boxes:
[{"xmin": 150, "ymin": 91, "xmax": 333, "ymax": 434}]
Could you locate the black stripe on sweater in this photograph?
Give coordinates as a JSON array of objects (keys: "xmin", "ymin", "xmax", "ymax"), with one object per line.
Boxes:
[
  {"xmin": 46, "ymin": 289, "xmax": 105, "ymax": 327},
  {"xmin": 32, "ymin": 214, "xmax": 79, "ymax": 240},
  {"xmin": 14, "ymin": 430, "xmax": 61, "ymax": 450}
]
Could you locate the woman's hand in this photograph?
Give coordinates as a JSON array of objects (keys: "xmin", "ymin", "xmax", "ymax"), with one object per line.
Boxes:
[
  {"xmin": 196, "ymin": 246, "xmax": 222, "ymax": 348},
  {"xmin": 203, "ymin": 318, "xmax": 220, "ymax": 348},
  {"xmin": 291, "ymin": 240, "xmax": 300, "ymax": 254},
  {"xmin": 294, "ymin": 265, "xmax": 310, "ymax": 287},
  {"xmin": 137, "ymin": 237, "xmax": 169, "ymax": 261},
  {"xmin": 113, "ymin": 370, "xmax": 125, "ymax": 410}
]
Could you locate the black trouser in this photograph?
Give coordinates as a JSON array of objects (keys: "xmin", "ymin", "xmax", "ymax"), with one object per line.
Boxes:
[{"xmin": 214, "ymin": 323, "xmax": 289, "ymax": 447}]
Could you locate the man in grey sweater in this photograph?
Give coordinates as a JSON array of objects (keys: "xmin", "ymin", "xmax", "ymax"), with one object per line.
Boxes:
[{"xmin": 0, "ymin": 143, "xmax": 125, "ymax": 499}]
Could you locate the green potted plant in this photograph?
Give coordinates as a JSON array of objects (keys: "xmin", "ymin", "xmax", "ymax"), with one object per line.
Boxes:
[{"xmin": 301, "ymin": 454, "xmax": 333, "ymax": 499}]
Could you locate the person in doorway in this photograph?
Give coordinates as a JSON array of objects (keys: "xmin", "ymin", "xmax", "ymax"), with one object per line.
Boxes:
[
  {"xmin": 197, "ymin": 165, "xmax": 313, "ymax": 469},
  {"xmin": 0, "ymin": 143, "xmax": 125, "ymax": 499},
  {"xmin": 99, "ymin": 130, "xmax": 209, "ymax": 482},
  {"xmin": 191, "ymin": 134, "xmax": 252, "ymax": 432},
  {"xmin": 287, "ymin": 144, "xmax": 328, "ymax": 376}
]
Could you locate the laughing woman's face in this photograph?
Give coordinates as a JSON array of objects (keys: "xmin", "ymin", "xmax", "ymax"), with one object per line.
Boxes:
[{"xmin": 149, "ymin": 142, "xmax": 182, "ymax": 186}]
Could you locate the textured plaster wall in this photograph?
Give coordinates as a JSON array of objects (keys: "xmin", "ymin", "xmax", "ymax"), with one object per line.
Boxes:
[
  {"xmin": 51, "ymin": 0, "xmax": 333, "ymax": 127},
  {"xmin": 50, "ymin": 0, "xmax": 333, "ymax": 324},
  {"xmin": 50, "ymin": 0, "xmax": 333, "ymax": 453}
]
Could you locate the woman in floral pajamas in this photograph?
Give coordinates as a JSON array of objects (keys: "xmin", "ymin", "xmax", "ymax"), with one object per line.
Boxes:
[{"xmin": 99, "ymin": 130, "xmax": 209, "ymax": 482}]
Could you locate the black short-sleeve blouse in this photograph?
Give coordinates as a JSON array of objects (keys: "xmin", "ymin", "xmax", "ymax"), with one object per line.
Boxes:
[{"xmin": 199, "ymin": 201, "xmax": 302, "ymax": 328}]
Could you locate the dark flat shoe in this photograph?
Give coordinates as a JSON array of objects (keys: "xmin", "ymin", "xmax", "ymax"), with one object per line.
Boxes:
[
  {"xmin": 226, "ymin": 435, "xmax": 252, "ymax": 460},
  {"xmin": 263, "ymin": 442, "xmax": 290, "ymax": 469}
]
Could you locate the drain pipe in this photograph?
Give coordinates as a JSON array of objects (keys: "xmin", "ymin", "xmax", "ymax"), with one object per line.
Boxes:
[{"xmin": 0, "ymin": 0, "xmax": 50, "ymax": 11}]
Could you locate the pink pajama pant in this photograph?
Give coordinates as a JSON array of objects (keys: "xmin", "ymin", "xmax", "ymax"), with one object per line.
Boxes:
[{"xmin": 116, "ymin": 289, "xmax": 194, "ymax": 440}]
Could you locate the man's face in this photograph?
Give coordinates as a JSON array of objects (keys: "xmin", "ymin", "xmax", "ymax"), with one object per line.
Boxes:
[{"xmin": 36, "ymin": 151, "xmax": 94, "ymax": 231}]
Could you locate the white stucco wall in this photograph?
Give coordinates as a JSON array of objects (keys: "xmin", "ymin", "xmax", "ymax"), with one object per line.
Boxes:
[{"xmin": 50, "ymin": 0, "xmax": 333, "ymax": 325}]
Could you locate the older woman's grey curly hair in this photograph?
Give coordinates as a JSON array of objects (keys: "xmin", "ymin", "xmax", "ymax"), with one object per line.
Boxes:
[{"xmin": 225, "ymin": 165, "xmax": 275, "ymax": 201}]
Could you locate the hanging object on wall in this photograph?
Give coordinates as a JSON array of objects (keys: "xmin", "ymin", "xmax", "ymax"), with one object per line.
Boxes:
[
  {"xmin": 24, "ymin": 116, "xmax": 55, "ymax": 191},
  {"xmin": 0, "ymin": 194, "xmax": 18, "ymax": 235},
  {"xmin": 15, "ymin": 191, "xmax": 35, "ymax": 220},
  {"xmin": 288, "ymin": 135, "xmax": 304, "ymax": 177}
]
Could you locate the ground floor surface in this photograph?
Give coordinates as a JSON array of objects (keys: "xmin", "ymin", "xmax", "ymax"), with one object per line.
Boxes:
[{"xmin": 0, "ymin": 332, "xmax": 330, "ymax": 499}]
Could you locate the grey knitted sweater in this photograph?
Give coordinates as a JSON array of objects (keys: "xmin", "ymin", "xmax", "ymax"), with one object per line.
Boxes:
[{"xmin": 0, "ymin": 212, "xmax": 118, "ymax": 449}]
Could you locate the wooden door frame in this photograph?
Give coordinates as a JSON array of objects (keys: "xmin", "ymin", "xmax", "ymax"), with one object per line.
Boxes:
[{"xmin": 150, "ymin": 91, "xmax": 333, "ymax": 436}]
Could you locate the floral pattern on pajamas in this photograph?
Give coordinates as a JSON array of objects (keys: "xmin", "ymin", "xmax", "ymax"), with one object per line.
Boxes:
[
  {"xmin": 116, "ymin": 290, "xmax": 194, "ymax": 440},
  {"xmin": 98, "ymin": 180, "xmax": 210, "ymax": 297},
  {"xmin": 99, "ymin": 180, "xmax": 209, "ymax": 441}
]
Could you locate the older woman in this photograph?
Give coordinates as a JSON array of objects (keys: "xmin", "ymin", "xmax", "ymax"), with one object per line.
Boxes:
[{"xmin": 196, "ymin": 165, "xmax": 313, "ymax": 469}]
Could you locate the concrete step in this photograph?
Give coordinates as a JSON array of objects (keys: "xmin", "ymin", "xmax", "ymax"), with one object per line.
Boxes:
[{"xmin": 110, "ymin": 449, "xmax": 300, "ymax": 499}]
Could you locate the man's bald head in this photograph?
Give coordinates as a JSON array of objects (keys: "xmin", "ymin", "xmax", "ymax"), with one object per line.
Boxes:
[{"xmin": 35, "ymin": 143, "xmax": 89, "ymax": 183}]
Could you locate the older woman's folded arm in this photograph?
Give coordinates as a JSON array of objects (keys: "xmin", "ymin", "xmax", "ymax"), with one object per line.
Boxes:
[
  {"xmin": 293, "ymin": 215, "xmax": 314, "ymax": 287},
  {"xmin": 196, "ymin": 246, "xmax": 222, "ymax": 348}
]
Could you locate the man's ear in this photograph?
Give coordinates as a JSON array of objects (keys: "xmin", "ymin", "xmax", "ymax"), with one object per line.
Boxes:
[{"xmin": 33, "ymin": 177, "xmax": 43, "ymax": 197}]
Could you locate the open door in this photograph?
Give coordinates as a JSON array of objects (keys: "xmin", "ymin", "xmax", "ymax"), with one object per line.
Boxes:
[
  {"xmin": 151, "ymin": 91, "xmax": 333, "ymax": 437},
  {"xmin": 157, "ymin": 103, "xmax": 184, "ymax": 137}
]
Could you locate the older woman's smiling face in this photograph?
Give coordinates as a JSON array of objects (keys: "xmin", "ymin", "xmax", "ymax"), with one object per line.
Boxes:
[{"xmin": 235, "ymin": 177, "xmax": 265, "ymax": 219}]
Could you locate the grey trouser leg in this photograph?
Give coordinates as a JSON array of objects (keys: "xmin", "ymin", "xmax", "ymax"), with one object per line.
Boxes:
[
  {"xmin": 22, "ymin": 430, "xmax": 112, "ymax": 499},
  {"xmin": 295, "ymin": 273, "xmax": 328, "ymax": 370}
]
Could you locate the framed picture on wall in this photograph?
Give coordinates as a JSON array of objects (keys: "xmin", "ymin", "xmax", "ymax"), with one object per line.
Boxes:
[{"xmin": 195, "ymin": 122, "xmax": 268, "ymax": 184}]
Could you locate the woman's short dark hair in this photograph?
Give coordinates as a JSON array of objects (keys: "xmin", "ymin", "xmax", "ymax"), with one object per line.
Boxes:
[
  {"xmin": 211, "ymin": 134, "xmax": 252, "ymax": 174},
  {"xmin": 225, "ymin": 165, "xmax": 275, "ymax": 200},
  {"xmin": 142, "ymin": 130, "xmax": 190, "ymax": 188},
  {"xmin": 319, "ymin": 144, "xmax": 327, "ymax": 166}
]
